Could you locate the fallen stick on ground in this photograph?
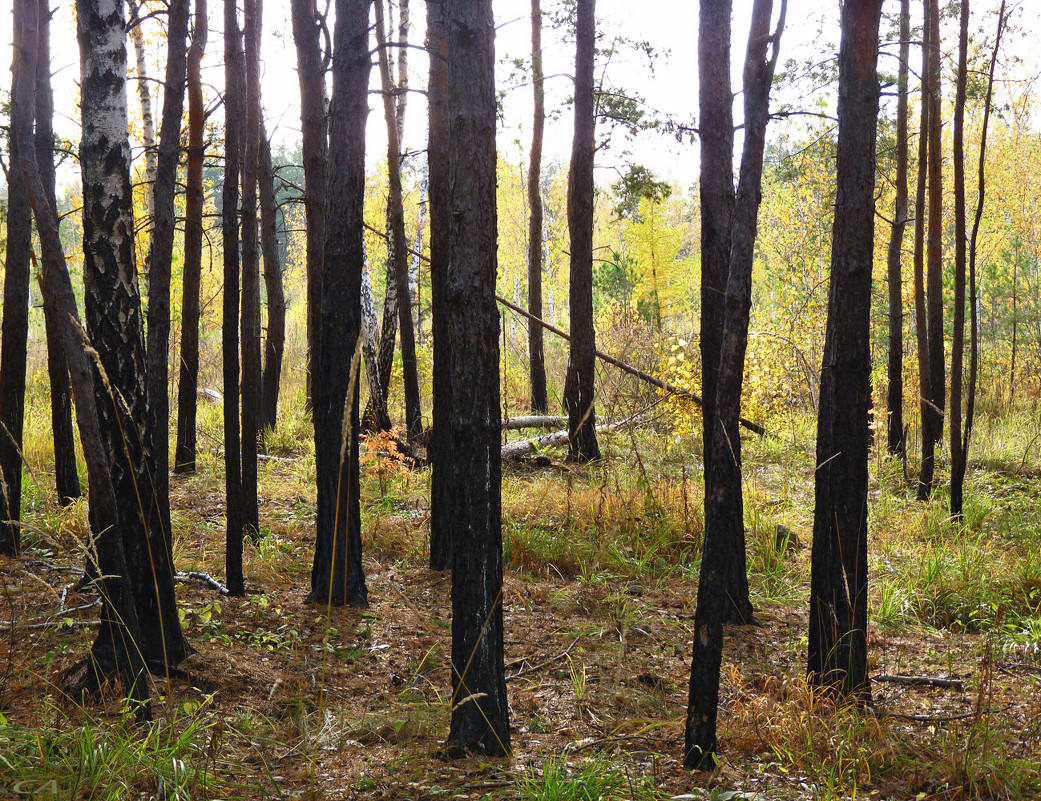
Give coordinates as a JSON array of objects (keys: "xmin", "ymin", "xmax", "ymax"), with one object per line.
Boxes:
[
  {"xmin": 175, "ymin": 571, "xmax": 231, "ymax": 596},
  {"xmin": 506, "ymin": 634, "xmax": 582, "ymax": 682},
  {"xmin": 875, "ymin": 674, "xmax": 965, "ymax": 691}
]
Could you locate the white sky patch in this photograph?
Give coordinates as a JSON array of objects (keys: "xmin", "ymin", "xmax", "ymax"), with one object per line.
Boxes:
[{"xmin": 2, "ymin": 0, "xmax": 1036, "ymax": 194}]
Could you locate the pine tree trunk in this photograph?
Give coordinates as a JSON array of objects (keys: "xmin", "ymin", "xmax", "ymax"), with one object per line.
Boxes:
[
  {"xmin": 441, "ymin": 0, "xmax": 510, "ymax": 755},
  {"xmin": 808, "ymin": 0, "xmax": 882, "ymax": 701},
  {"xmin": 260, "ymin": 129, "xmax": 286, "ymax": 431},
  {"xmin": 886, "ymin": 0, "xmax": 909, "ymax": 462},
  {"xmin": 76, "ymin": 0, "xmax": 188, "ymax": 669},
  {"xmin": 963, "ymin": 1, "xmax": 1007, "ymax": 506},
  {"xmin": 146, "ymin": 0, "xmax": 190, "ymax": 551},
  {"xmin": 175, "ymin": 0, "xmax": 208, "ymax": 474},
  {"xmin": 685, "ymin": 0, "xmax": 781, "ymax": 769},
  {"xmin": 0, "ymin": 31, "xmax": 32, "ymax": 556},
  {"xmin": 36, "ymin": 2, "xmax": 80, "ymax": 508},
  {"xmin": 912, "ymin": 9, "xmax": 931, "ymax": 499},
  {"xmin": 527, "ymin": 0, "xmax": 548, "ymax": 414},
  {"xmin": 308, "ymin": 0, "xmax": 370, "ymax": 608},
  {"xmin": 564, "ymin": 0, "xmax": 600, "ymax": 463},
  {"xmin": 290, "ymin": 0, "xmax": 329, "ymax": 415},
  {"xmin": 920, "ymin": 0, "xmax": 944, "ymax": 501},
  {"xmin": 224, "ymin": 0, "xmax": 246, "ymax": 594},
  {"xmin": 240, "ymin": 0, "xmax": 263, "ymax": 538},
  {"xmin": 949, "ymin": 0, "xmax": 969, "ymax": 519},
  {"xmin": 427, "ymin": 0, "xmax": 452, "ymax": 571},
  {"xmin": 696, "ymin": 0, "xmax": 740, "ymax": 625},
  {"xmin": 374, "ymin": 0, "xmax": 422, "ymax": 444}
]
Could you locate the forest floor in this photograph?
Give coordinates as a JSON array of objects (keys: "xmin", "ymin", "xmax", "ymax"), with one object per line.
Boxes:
[{"xmin": 2, "ymin": 406, "xmax": 1041, "ymax": 800}]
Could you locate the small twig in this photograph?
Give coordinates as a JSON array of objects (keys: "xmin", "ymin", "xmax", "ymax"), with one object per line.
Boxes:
[
  {"xmin": 0, "ymin": 618, "xmax": 99, "ymax": 631},
  {"xmin": 506, "ymin": 635, "xmax": 581, "ymax": 682},
  {"xmin": 875, "ymin": 674, "xmax": 964, "ymax": 691},
  {"xmin": 567, "ymin": 733, "xmax": 656, "ymax": 754},
  {"xmin": 175, "ymin": 571, "xmax": 231, "ymax": 596}
]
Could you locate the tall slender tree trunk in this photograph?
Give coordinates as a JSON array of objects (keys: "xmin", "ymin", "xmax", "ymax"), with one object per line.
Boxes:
[
  {"xmin": 912, "ymin": 7, "xmax": 931, "ymax": 498},
  {"xmin": 290, "ymin": 0, "xmax": 329, "ymax": 415},
  {"xmin": 129, "ymin": 0, "xmax": 156, "ymax": 276},
  {"xmin": 919, "ymin": 0, "xmax": 944, "ymax": 501},
  {"xmin": 147, "ymin": 0, "xmax": 190, "ymax": 552},
  {"xmin": 963, "ymin": 1, "xmax": 1007, "ymax": 503},
  {"xmin": 77, "ymin": 0, "xmax": 188, "ymax": 670},
  {"xmin": 886, "ymin": 0, "xmax": 910, "ymax": 463},
  {"xmin": 260, "ymin": 129, "xmax": 286, "ymax": 431},
  {"xmin": 361, "ymin": 256, "xmax": 384, "ymax": 423},
  {"xmin": 374, "ymin": 0, "xmax": 423, "ymax": 444},
  {"xmin": 224, "ymin": 0, "xmax": 246, "ymax": 594},
  {"xmin": 696, "ymin": 0, "xmax": 744, "ymax": 627},
  {"xmin": 240, "ymin": 0, "xmax": 263, "ymax": 538},
  {"xmin": 36, "ymin": 0, "xmax": 81, "ymax": 508},
  {"xmin": 527, "ymin": 0, "xmax": 548, "ymax": 414},
  {"xmin": 366, "ymin": 267, "xmax": 397, "ymax": 432},
  {"xmin": 564, "ymin": 0, "xmax": 600, "ymax": 463},
  {"xmin": 0, "ymin": 11, "xmax": 33, "ymax": 556},
  {"xmin": 14, "ymin": 0, "xmax": 150, "ymax": 715},
  {"xmin": 685, "ymin": 0, "xmax": 783, "ymax": 769},
  {"xmin": 440, "ymin": 0, "xmax": 510, "ymax": 755},
  {"xmin": 949, "ymin": 0, "xmax": 969, "ymax": 519},
  {"xmin": 175, "ymin": 0, "xmax": 208, "ymax": 474},
  {"xmin": 427, "ymin": 0, "xmax": 452, "ymax": 571},
  {"xmin": 808, "ymin": 0, "xmax": 883, "ymax": 701},
  {"xmin": 308, "ymin": 0, "xmax": 370, "ymax": 608}
]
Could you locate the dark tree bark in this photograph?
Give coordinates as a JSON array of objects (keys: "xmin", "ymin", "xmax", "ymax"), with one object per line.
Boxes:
[
  {"xmin": 527, "ymin": 0, "xmax": 548, "ymax": 414},
  {"xmin": 308, "ymin": 0, "xmax": 370, "ymax": 608},
  {"xmin": 885, "ymin": 0, "xmax": 909, "ymax": 462},
  {"xmin": 563, "ymin": 0, "xmax": 600, "ymax": 463},
  {"xmin": 223, "ymin": 0, "xmax": 246, "ymax": 595},
  {"xmin": 427, "ymin": 0, "xmax": 452, "ymax": 571},
  {"xmin": 14, "ymin": 0, "xmax": 150, "ymax": 716},
  {"xmin": 146, "ymin": 0, "xmax": 190, "ymax": 551},
  {"xmin": 175, "ymin": 0, "xmax": 208, "ymax": 474},
  {"xmin": 698, "ymin": 0, "xmax": 733, "ymax": 485},
  {"xmin": 290, "ymin": 0, "xmax": 329, "ymax": 415},
  {"xmin": 919, "ymin": 0, "xmax": 944, "ymax": 501},
  {"xmin": 240, "ymin": 0, "xmax": 263, "ymax": 538},
  {"xmin": 807, "ymin": 0, "xmax": 882, "ymax": 701},
  {"xmin": 685, "ymin": 0, "xmax": 783, "ymax": 770},
  {"xmin": 963, "ymin": 1, "xmax": 1007, "ymax": 508},
  {"xmin": 36, "ymin": 1, "xmax": 80, "ymax": 508},
  {"xmin": 949, "ymin": 0, "xmax": 969, "ymax": 518},
  {"xmin": 364, "ymin": 263, "xmax": 397, "ymax": 433},
  {"xmin": 696, "ymin": 0, "xmax": 756, "ymax": 629},
  {"xmin": 439, "ymin": 0, "xmax": 510, "ymax": 756},
  {"xmin": 0, "ymin": 5, "xmax": 34, "ymax": 556},
  {"xmin": 374, "ymin": 0, "xmax": 423, "ymax": 445},
  {"xmin": 912, "ymin": 5, "xmax": 930, "ymax": 497},
  {"xmin": 77, "ymin": 0, "xmax": 188, "ymax": 669},
  {"xmin": 260, "ymin": 128, "xmax": 286, "ymax": 431}
]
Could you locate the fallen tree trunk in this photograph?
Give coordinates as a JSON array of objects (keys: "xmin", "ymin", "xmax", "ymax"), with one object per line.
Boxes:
[
  {"xmin": 502, "ymin": 411, "xmax": 649, "ymax": 458},
  {"xmin": 361, "ymin": 222, "xmax": 768, "ymax": 438},
  {"xmin": 503, "ymin": 415, "xmax": 567, "ymax": 430},
  {"xmin": 496, "ymin": 296, "xmax": 766, "ymax": 437}
]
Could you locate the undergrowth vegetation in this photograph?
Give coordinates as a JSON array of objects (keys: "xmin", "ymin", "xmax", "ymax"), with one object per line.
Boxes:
[{"xmin": 2, "ymin": 355, "xmax": 1040, "ymax": 800}]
